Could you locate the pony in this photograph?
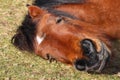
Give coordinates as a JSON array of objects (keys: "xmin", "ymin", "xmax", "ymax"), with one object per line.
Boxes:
[{"xmin": 11, "ymin": 0, "xmax": 120, "ymax": 73}]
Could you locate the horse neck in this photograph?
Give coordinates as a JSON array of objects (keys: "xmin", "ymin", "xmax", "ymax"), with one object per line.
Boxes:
[
  {"xmin": 54, "ymin": 3, "xmax": 102, "ymax": 24},
  {"xmin": 53, "ymin": 1, "xmax": 120, "ymax": 40}
]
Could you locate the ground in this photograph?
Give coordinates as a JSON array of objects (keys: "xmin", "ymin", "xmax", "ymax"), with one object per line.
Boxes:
[{"xmin": 0, "ymin": 0, "xmax": 120, "ymax": 80}]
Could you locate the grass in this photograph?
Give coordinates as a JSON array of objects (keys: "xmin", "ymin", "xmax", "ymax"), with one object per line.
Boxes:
[{"xmin": 0, "ymin": 0, "xmax": 120, "ymax": 80}]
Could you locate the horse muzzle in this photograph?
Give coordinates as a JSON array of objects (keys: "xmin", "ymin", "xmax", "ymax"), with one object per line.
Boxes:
[{"xmin": 74, "ymin": 39, "xmax": 111, "ymax": 73}]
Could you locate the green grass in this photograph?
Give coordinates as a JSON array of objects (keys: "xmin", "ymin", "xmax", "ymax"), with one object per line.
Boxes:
[{"xmin": 0, "ymin": 0, "xmax": 120, "ymax": 80}]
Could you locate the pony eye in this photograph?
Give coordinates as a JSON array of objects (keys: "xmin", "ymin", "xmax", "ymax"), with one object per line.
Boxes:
[{"xmin": 56, "ymin": 17, "xmax": 63, "ymax": 24}]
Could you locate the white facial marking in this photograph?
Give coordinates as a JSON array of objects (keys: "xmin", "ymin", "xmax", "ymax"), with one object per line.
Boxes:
[{"xmin": 36, "ymin": 34, "xmax": 45, "ymax": 45}]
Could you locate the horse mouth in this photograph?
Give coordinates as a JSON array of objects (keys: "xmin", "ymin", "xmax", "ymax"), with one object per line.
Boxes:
[
  {"xmin": 74, "ymin": 51, "xmax": 110, "ymax": 73},
  {"xmin": 74, "ymin": 39, "xmax": 111, "ymax": 73},
  {"xmin": 85, "ymin": 56, "xmax": 109, "ymax": 73},
  {"xmin": 95, "ymin": 42, "xmax": 111, "ymax": 72}
]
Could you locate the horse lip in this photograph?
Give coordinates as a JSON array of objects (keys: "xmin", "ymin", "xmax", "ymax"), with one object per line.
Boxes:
[
  {"xmin": 85, "ymin": 41, "xmax": 111, "ymax": 73},
  {"xmin": 95, "ymin": 41, "xmax": 111, "ymax": 72},
  {"xmin": 85, "ymin": 62, "xmax": 100, "ymax": 72}
]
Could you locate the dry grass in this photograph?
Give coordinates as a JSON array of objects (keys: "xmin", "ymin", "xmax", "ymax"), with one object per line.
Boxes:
[{"xmin": 0, "ymin": 0, "xmax": 120, "ymax": 80}]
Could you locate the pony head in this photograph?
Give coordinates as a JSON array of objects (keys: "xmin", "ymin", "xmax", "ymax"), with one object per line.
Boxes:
[{"xmin": 12, "ymin": 5, "xmax": 111, "ymax": 72}]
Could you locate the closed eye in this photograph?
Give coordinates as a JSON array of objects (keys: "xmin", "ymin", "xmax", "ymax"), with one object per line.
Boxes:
[{"xmin": 56, "ymin": 17, "xmax": 63, "ymax": 24}]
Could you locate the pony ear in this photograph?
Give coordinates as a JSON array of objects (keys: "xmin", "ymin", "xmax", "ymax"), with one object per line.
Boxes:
[{"xmin": 28, "ymin": 5, "xmax": 45, "ymax": 19}]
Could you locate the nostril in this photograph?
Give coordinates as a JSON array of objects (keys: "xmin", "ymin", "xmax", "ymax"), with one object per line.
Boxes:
[
  {"xmin": 81, "ymin": 39, "xmax": 96, "ymax": 56},
  {"xmin": 74, "ymin": 59, "xmax": 86, "ymax": 71},
  {"xmin": 46, "ymin": 53, "xmax": 56, "ymax": 63}
]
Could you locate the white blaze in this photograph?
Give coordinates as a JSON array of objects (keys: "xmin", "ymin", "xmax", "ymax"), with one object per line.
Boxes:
[{"xmin": 36, "ymin": 35, "xmax": 45, "ymax": 45}]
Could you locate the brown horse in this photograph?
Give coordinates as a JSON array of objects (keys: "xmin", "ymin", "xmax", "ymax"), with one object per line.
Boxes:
[{"xmin": 12, "ymin": 0, "xmax": 120, "ymax": 72}]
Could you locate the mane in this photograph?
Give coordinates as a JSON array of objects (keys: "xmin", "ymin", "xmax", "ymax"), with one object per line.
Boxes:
[
  {"xmin": 33, "ymin": 0, "xmax": 86, "ymax": 7},
  {"xmin": 11, "ymin": 0, "xmax": 85, "ymax": 52},
  {"xmin": 34, "ymin": 0, "xmax": 85, "ymax": 19},
  {"xmin": 11, "ymin": 15, "xmax": 36, "ymax": 52},
  {"xmin": 47, "ymin": 9, "xmax": 78, "ymax": 19}
]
